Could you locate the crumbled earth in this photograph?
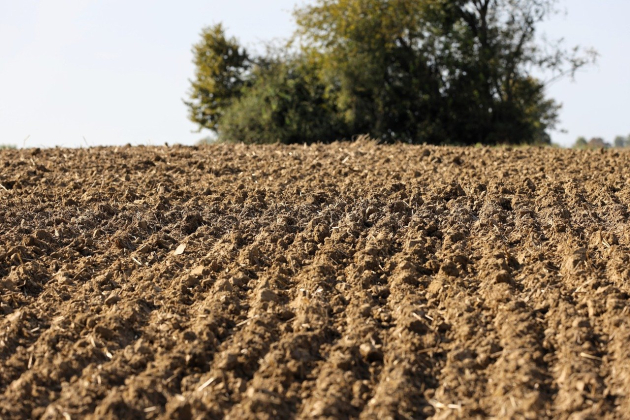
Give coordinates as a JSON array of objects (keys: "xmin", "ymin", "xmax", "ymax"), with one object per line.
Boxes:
[{"xmin": 2, "ymin": 141, "xmax": 630, "ymax": 419}]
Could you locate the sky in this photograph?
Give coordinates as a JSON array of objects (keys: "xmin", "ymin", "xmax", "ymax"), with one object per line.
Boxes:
[{"xmin": 0, "ymin": 0, "xmax": 628, "ymax": 149}]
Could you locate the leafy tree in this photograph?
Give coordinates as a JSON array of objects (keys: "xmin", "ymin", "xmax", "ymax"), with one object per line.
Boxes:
[
  {"xmin": 614, "ymin": 135, "xmax": 626, "ymax": 148},
  {"xmin": 294, "ymin": 0, "xmax": 445, "ymax": 142},
  {"xmin": 294, "ymin": 0, "xmax": 594, "ymax": 145},
  {"xmin": 186, "ymin": 1, "xmax": 595, "ymax": 145},
  {"xmin": 218, "ymin": 56, "xmax": 347, "ymax": 144},
  {"xmin": 573, "ymin": 136, "xmax": 587, "ymax": 149},
  {"xmin": 185, "ymin": 24, "xmax": 250, "ymax": 132}
]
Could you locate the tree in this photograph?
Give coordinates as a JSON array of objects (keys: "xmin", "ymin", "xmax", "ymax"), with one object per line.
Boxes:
[
  {"xmin": 573, "ymin": 136, "xmax": 587, "ymax": 149},
  {"xmin": 588, "ymin": 137, "xmax": 609, "ymax": 149},
  {"xmin": 186, "ymin": 1, "xmax": 595, "ymax": 145},
  {"xmin": 294, "ymin": 0, "xmax": 445, "ymax": 143},
  {"xmin": 185, "ymin": 25, "xmax": 347, "ymax": 144},
  {"xmin": 185, "ymin": 24, "xmax": 250, "ymax": 132},
  {"xmin": 614, "ymin": 136, "xmax": 626, "ymax": 148},
  {"xmin": 293, "ymin": 0, "xmax": 594, "ymax": 145},
  {"xmin": 218, "ymin": 56, "xmax": 346, "ymax": 144}
]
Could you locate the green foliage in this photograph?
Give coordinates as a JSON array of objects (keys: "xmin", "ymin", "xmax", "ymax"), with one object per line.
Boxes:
[
  {"xmin": 294, "ymin": 0, "xmax": 444, "ymax": 142},
  {"xmin": 0, "ymin": 144, "xmax": 16, "ymax": 150},
  {"xmin": 185, "ymin": 24, "xmax": 250, "ymax": 132},
  {"xmin": 186, "ymin": 1, "xmax": 595, "ymax": 145},
  {"xmin": 294, "ymin": 0, "xmax": 590, "ymax": 145},
  {"xmin": 613, "ymin": 135, "xmax": 630, "ymax": 148},
  {"xmin": 614, "ymin": 136, "xmax": 625, "ymax": 148},
  {"xmin": 573, "ymin": 136, "xmax": 588, "ymax": 149},
  {"xmin": 218, "ymin": 57, "xmax": 347, "ymax": 144}
]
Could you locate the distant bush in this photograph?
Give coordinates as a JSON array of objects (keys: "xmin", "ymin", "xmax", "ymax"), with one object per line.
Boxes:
[
  {"xmin": 0, "ymin": 144, "xmax": 16, "ymax": 150},
  {"xmin": 613, "ymin": 135, "xmax": 630, "ymax": 148},
  {"xmin": 573, "ymin": 137, "xmax": 588, "ymax": 149},
  {"xmin": 573, "ymin": 135, "xmax": 629, "ymax": 149},
  {"xmin": 219, "ymin": 59, "xmax": 347, "ymax": 144}
]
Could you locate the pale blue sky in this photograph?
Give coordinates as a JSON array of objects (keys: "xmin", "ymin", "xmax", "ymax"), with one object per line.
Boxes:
[{"xmin": 0, "ymin": 0, "xmax": 627, "ymax": 148}]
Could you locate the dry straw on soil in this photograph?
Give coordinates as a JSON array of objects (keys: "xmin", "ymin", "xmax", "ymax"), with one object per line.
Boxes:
[{"xmin": 1, "ymin": 141, "xmax": 630, "ymax": 419}]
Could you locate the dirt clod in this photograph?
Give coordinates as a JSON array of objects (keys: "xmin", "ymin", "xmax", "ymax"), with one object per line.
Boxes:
[
  {"xmin": 258, "ymin": 289, "xmax": 279, "ymax": 303},
  {"xmin": 359, "ymin": 343, "xmax": 383, "ymax": 363}
]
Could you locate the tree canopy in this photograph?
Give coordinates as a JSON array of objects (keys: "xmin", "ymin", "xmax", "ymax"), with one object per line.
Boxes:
[
  {"xmin": 187, "ymin": 0, "xmax": 595, "ymax": 145},
  {"xmin": 185, "ymin": 24, "xmax": 250, "ymax": 132}
]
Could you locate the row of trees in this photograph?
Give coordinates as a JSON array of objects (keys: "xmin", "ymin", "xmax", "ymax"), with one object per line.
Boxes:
[
  {"xmin": 574, "ymin": 135, "xmax": 630, "ymax": 149},
  {"xmin": 186, "ymin": 0, "xmax": 596, "ymax": 146}
]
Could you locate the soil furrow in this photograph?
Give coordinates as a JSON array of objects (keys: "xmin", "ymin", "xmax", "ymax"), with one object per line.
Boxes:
[{"xmin": 3, "ymin": 143, "xmax": 630, "ymax": 418}]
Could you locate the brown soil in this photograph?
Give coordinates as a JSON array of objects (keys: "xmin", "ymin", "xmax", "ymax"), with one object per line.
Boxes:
[{"xmin": 1, "ymin": 141, "xmax": 630, "ymax": 419}]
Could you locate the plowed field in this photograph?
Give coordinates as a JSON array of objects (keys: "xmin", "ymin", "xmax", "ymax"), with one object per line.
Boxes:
[{"xmin": 2, "ymin": 141, "xmax": 630, "ymax": 419}]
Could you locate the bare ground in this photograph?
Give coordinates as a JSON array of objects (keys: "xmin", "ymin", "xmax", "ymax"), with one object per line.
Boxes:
[{"xmin": 1, "ymin": 141, "xmax": 630, "ymax": 419}]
